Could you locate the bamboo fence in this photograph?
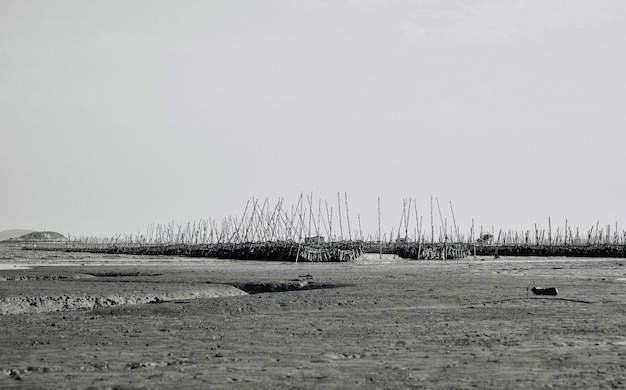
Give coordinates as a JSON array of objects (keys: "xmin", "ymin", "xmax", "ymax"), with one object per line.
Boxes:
[{"xmin": 18, "ymin": 196, "xmax": 626, "ymax": 261}]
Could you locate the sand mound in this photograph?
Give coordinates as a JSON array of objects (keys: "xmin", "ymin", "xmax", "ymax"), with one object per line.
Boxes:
[{"xmin": 0, "ymin": 284, "xmax": 247, "ymax": 315}]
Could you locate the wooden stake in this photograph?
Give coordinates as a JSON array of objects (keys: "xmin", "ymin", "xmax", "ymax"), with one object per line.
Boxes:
[
  {"xmin": 345, "ymin": 192, "xmax": 352, "ymax": 241},
  {"xmin": 548, "ymin": 216, "xmax": 552, "ymax": 247},
  {"xmin": 430, "ymin": 195, "xmax": 434, "ymax": 244},
  {"xmin": 405, "ymin": 198, "xmax": 412, "ymax": 240},
  {"xmin": 449, "ymin": 201, "xmax": 458, "ymax": 242},
  {"xmin": 337, "ymin": 192, "xmax": 344, "ymax": 241},
  {"xmin": 378, "ymin": 196, "xmax": 382, "ymax": 259}
]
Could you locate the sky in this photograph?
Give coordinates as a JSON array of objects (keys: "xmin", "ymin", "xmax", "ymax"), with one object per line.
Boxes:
[{"xmin": 1, "ymin": 0, "xmax": 625, "ymax": 239}]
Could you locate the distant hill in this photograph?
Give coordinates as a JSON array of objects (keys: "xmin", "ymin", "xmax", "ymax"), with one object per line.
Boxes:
[
  {"xmin": 1, "ymin": 231, "xmax": 66, "ymax": 242},
  {"xmin": 0, "ymin": 229, "xmax": 35, "ymax": 241}
]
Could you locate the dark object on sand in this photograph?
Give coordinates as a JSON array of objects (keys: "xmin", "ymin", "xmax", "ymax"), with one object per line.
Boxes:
[{"xmin": 531, "ymin": 286, "xmax": 558, "ymax": 296}]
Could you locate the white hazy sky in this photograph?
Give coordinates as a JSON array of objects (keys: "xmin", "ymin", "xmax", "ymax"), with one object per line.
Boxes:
[{"xmin": 1, "ymin": 0, "xmax": 625, "ymax": 238}]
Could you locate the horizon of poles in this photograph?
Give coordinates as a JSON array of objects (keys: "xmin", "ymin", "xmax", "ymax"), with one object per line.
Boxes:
[{"xmin": 63, "ymin": 194, "xmax": 626, "ymax": 248}]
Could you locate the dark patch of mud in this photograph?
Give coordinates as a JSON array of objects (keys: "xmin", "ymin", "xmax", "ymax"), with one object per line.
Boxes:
[
  {"xmin": 85, "ymin": 272, "xmax": 161, "ymax": 278},
  {"xmin": 234, "ymin": 280, "xmax": 347, "ymax": 294},
  {"xmin": 0, "ymin": 274, "xmax": 94, "ymax": 281}
]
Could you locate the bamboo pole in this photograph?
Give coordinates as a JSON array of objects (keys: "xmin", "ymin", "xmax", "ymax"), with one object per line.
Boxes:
[
  {"xmin": 307, "ymin": 193, "xmax": 313, "ymax": 241},
  {"xmin": 430, "ymin": 195, "xmax": 434, "ymax": 244},
  {"xmin": 317, "ymin": 198, "xmax": 322, "ymax": 240},
  {"xmin": 325, "ymin": 200, "xmax": 333, "ymax": 243},
  {"xmin": 337, "ymin": 192, "xmax": 344, "ymax": 241},
  {"xmin": 548, "ymin": 216, "xmax": 552, "ymax": 247},
  {"xmin": 345, "ymin": 192, "xmax": 352, "ymax": 241},
  {"xmin": 449, "ymin": 201, "xmax": 458, "ymax": 242},
  {"xmin": 378, "ymin": 196, "xmax": 382, "ymax": 259},
  {"xmin": 436, "ymin": 197, "xmax": 446, "ymax": 242},
  {"xmin": 397, "ymin": 198, "xmax": 407, "ymax": 244},
  {"xmin": 413, "ymin": 199, "xmax": 420, "ymax": 241},
  {"xmin": 358, "ymin": 214, "xmax": 363, "ymax": 241},
  {"xmin": 405, "ymin": 198, "xmax": 411, "ymax": 240}
]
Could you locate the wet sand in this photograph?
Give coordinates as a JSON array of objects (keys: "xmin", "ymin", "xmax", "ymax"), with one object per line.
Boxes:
[{"xmin": 1, "ymin": 253, "xmax": 626, "ymax": 389}]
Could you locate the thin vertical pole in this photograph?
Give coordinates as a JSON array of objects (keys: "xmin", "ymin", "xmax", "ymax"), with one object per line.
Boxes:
[
  {"xmin": 307, "ymin": 193, "xmax": 313, "ymax": 240},
  {"xmin": 449, "ymin": 201, "xmax": 458, "ymax": 242},
  {"xmin": 436, "ymin": 197, "xmax": 445, "ymax": 241},
  {"xmin": 337, "ymin": 192, "xmax": 344, "ymax": 241},
  {"xmin": 405, "ymin": 199, "xmax": 411, "ymax": 240},
  {"xmin": 317, "ymin": 198, "xmax": 322, "ymax": 240},
  {"xmin": 472, "ymin": 218, "xmax": 476, "ymax": 258},
  {"xmin": 430, "ymin": 195, "xmax": 434, "ymax": 244},
  {"xmin": 345, "ymin": 192, "xmax": 352, "ymax": 241},
  {"xmin": 378, "ymin": 196, "xmax": 382, "ymax": 259},
  {"xmin": 397, "ymin": 198, "xmax": 406, "ymax": 244},
  {"xmin": 548, "ymin": 216, "xmax": 552, "ymax": 247},
  {"xmin": 325, "ymin": 200, "xmax": 332, "ymax": 243}
]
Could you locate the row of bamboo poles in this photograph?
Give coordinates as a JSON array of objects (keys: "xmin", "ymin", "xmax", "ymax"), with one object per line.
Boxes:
[
  {"xmin": 20, "ymin": 194, "xmax": 626, "ymax": 260},
  {"xmin": 25, "ymin": 193, "xmax": 369, "ymax": 262},
  {"xmin": 71, "ymin": 193, "xmax": 366, "ymax": 246}
]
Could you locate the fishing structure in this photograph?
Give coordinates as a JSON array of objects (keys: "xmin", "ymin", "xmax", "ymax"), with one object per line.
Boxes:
[{"xmin": 19, "ymin": 195, "xmax": 626, "ymax": 261}]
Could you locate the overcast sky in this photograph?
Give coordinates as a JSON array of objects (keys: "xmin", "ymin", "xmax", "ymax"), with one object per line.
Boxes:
[{"xmin": 1, "ymin": 0, "xmax": 625, "ymax": 239}]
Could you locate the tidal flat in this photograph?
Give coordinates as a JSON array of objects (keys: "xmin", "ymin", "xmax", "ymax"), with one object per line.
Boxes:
[{"xmin": 1, "ymin": 246, "xmax": 626, "ymax": 389}]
